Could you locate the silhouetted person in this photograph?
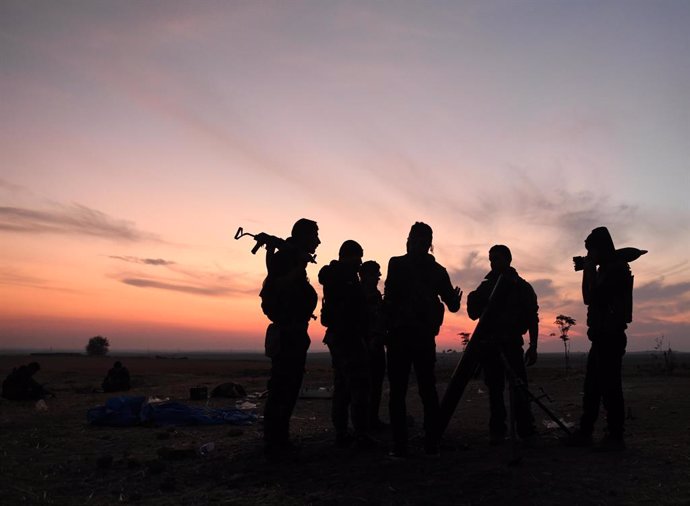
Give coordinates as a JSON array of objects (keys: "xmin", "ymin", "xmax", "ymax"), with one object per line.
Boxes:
[
  {"xmin": 319, "ymin": 240, "xmax": 375, "ymax": 448},
  {"xmin": 360, "ymin": 260, "xmax": 388, "ymax": 431},
  {"xmin": 384, "ymin": 222, "xmax": 462, "ymax": 456},
  {"xmin": 566, "ymin": 227, "xmax": 632, "ymax": 451},
  {"xmin": 467, "ymin": 245, "xmax": 539, "ymax": 445},
  {"xmin": 2, "ymin": 362, "xmax": 50, "ymax": 400},
  {"xmin": 259, "ymin": 218, "xmax": 320, "ymax": 459},
  {"xmin": 102, "ymin": 361, "xmax": 131, "ymax": 393}
]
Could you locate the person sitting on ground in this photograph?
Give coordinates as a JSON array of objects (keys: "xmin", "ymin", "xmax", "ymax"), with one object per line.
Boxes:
[
  {"xmin": 2, "ymin": 362, "xmax": 52, "ymax": 400},
  {"xmin": 102, "ymin": 361, "xmax": 131, "ymax": 392}
]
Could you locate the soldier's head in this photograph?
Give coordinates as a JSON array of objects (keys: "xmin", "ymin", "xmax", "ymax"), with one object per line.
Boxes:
[
  {"xmin": 360, "ymin": 260, "xmax": 381, "ymax": 286},
  {"xmin": 27, "ymin": 362, "xmax": 41, "ymax": 374},
  {"xmin": 489, "ymin": 244, "xmax": 512, "ymax": 274},
  {"xmin": 585, "ymin": 226, "xmax": 616, "ymax": 265},
  {"xmin": 291, "ymin": 218, "xmax": 320, "ymax": 254},
  {"xmin": 338, "ymin": 240, "xmax": 363, "ymax": 266},
  {"xmin": 114, "ymin": 361, "xmax": 122, "ymax": 369},
  {"xmin": 406, "ymin": 222, "xmax": 433, "ymax": 256}
]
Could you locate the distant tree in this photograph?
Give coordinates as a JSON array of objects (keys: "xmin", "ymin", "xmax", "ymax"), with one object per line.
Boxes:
[
  {"xmin": 652, "ymin": 335, "xmax": 675, "ymax": 375},
  {"xmin": 554, "ymin": 315, "xmax": 576, "ymax": 371},
  {"xmin": 459, "ymin": 332, "xmax": 471, "ymax": 351},
  {"xmin": 86, "ymin": 335, "xmax": 110, "ymax": 356}
]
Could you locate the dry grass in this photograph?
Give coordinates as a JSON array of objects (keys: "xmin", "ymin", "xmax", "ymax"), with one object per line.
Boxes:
[{"xmin": 1, "ymin": 352, "xmax": 689, "ymax": 505}]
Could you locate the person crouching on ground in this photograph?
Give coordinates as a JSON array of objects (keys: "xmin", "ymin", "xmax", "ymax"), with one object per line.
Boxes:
[
  {"xmin": 2, "ymin": 362, "xmax": 52, "ymax": 400},
  {"xmin": 102, "ymin": 361, "xmax": 131, "ymax": 393}
]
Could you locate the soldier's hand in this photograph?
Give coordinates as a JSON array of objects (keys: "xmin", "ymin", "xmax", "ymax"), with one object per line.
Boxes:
[
  {"xmin": 254, "ymin": 232, "xmax": 269, "ymax": 244},
  {"xmin": 524, "ymin": 344, "xmax": 538, "ymax": 366},
  {"xmin": 583, "ymin": 254, "xmax": 597, "ymax": 272},
  {"xmin": 454, "ymin": 286, "xmax": 463, "ymax": 302}
]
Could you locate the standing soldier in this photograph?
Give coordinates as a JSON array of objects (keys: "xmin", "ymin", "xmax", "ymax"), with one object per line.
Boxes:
[
  {"xmin": 259, "ymin": 218, "xmax": 320, "ymax": 459},
  {"xmin": 566, "ymin": 227, "xmax": 633, "ymax": 451},
  {"xmin": 466, "ymin": 245, "xmax": 539, "ymax": 446},
  {"xmin": 384, "ymin": 222, "xmax": 462, "ymax": 457},
  {"xmin": 360, "ymin": 260, "xmax": 389, "ymax": 431},
  {"xmin": 319, "ymin": 240, "xmax": 375, "ymax": 448}
]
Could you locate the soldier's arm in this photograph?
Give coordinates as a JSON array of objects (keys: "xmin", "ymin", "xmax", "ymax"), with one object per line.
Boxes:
[
  {"xmin": 525, "ymin": 318, "xmax": 539, "ymax": 366},
  {"xmin": 269, "ymin": 252, "xmax": 305, "ymax": 292},
  {"xmin": 526, "ymin": 283, "xmax": 539, "ymax": 347},
  {"xmin": 382, "ymin": 258, "xmax": 401, "ymax": 325},
  {"xmin": 438, "ymin": 267, "xmax": 462, "ymax": 313},
  {"xmin": 581, "ymin": 256, "xmax": 596, "ymax": 305},
  {"xmin": 524, "ymin": 282, "xmax": 539, "ymax": 365}
]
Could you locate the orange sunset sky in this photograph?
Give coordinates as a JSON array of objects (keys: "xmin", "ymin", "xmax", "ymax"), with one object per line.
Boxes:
[{"xmin": 1, "ymin": 2, "xmax": 689, "ymax": 353}]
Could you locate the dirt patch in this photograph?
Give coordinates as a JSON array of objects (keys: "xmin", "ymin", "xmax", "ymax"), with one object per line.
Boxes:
[{"xmin": 0, "ymin": 353, "xmax": 689, "ymax": 505}]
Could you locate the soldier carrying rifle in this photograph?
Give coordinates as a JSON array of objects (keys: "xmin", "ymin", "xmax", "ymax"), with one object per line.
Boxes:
[{"xmin": 250, "ymin": 218, "xmax": 321, "ymax": 460}]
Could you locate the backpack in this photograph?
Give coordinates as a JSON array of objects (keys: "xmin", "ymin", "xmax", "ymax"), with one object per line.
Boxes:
[
  {"xmin": 320, "ymin": 296, "xmax": 331, "ymax": 327},
  {"xmin": 259, "ymin": 277, "xmax": 280, "ymax": 323}
]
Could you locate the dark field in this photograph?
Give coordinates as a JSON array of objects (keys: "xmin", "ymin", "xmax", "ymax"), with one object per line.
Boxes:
[{"xmin": 1, "ymin": 352, "xmax": 689, "ymax": 505}]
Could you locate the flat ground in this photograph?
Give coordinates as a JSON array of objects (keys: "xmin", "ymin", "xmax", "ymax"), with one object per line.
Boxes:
[{"xmin": 1, "ymin": 351, "xmax": 689, "ymax": 505}]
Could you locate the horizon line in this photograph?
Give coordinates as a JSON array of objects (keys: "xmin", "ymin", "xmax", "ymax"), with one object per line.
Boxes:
[{"xmin": 1, "ymin": 348, "xmax": 687, "ymax": 355}]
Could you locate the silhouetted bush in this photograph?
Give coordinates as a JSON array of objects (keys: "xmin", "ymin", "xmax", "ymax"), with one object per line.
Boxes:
[{"xmin": 86, "ymin": 336, "xmax": 110, "ymax": 356}]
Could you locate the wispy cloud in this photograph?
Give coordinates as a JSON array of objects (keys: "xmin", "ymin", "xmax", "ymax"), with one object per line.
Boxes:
[
  {"xmin": 530, "ymin": 278, "xmax": 558, "ymax": 300},
  {"xmin": 0, "ymin": 178, "xmax": 28, "ymax": 194},
  {"xmin": 121, "ymin": 277, "xmax": 249, "ymax": 297},
  {"xmin": 635, "ymin": 279, "xmax": 690, "ymax": 302},
  {"xmin": 0, "ymin": 268, "xmax": 47, "ymax": 287},
  {"xmin": 0, "ymin": 204, "xmax": 161, "ymax": 242},
  {"xmin": 0, "ymin": 267, "xmax": 79, "ymax": 293},
  {"xmin": 111, "ymin": 254, "xmax": 257, "ymax": 298},
  {"xmin": 447, "ymin": 250, "xmax": 488, "ymax": 290},
  {"xmin": 634, "ymin": 279, "xmax": 690, "ymax": 324},
  {"xmin": 109, "ymin": 256, "xmax": 175, "ymax": 266}
]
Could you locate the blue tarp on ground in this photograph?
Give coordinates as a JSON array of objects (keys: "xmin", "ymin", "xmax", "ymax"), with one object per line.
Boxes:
[
  {"xmin": 87, "ymin": 396, "xmax": 147, "ymax": 426},
  {"xmin": 87, "ymin": 396, "xmax": 257, "ymax": 427}
]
